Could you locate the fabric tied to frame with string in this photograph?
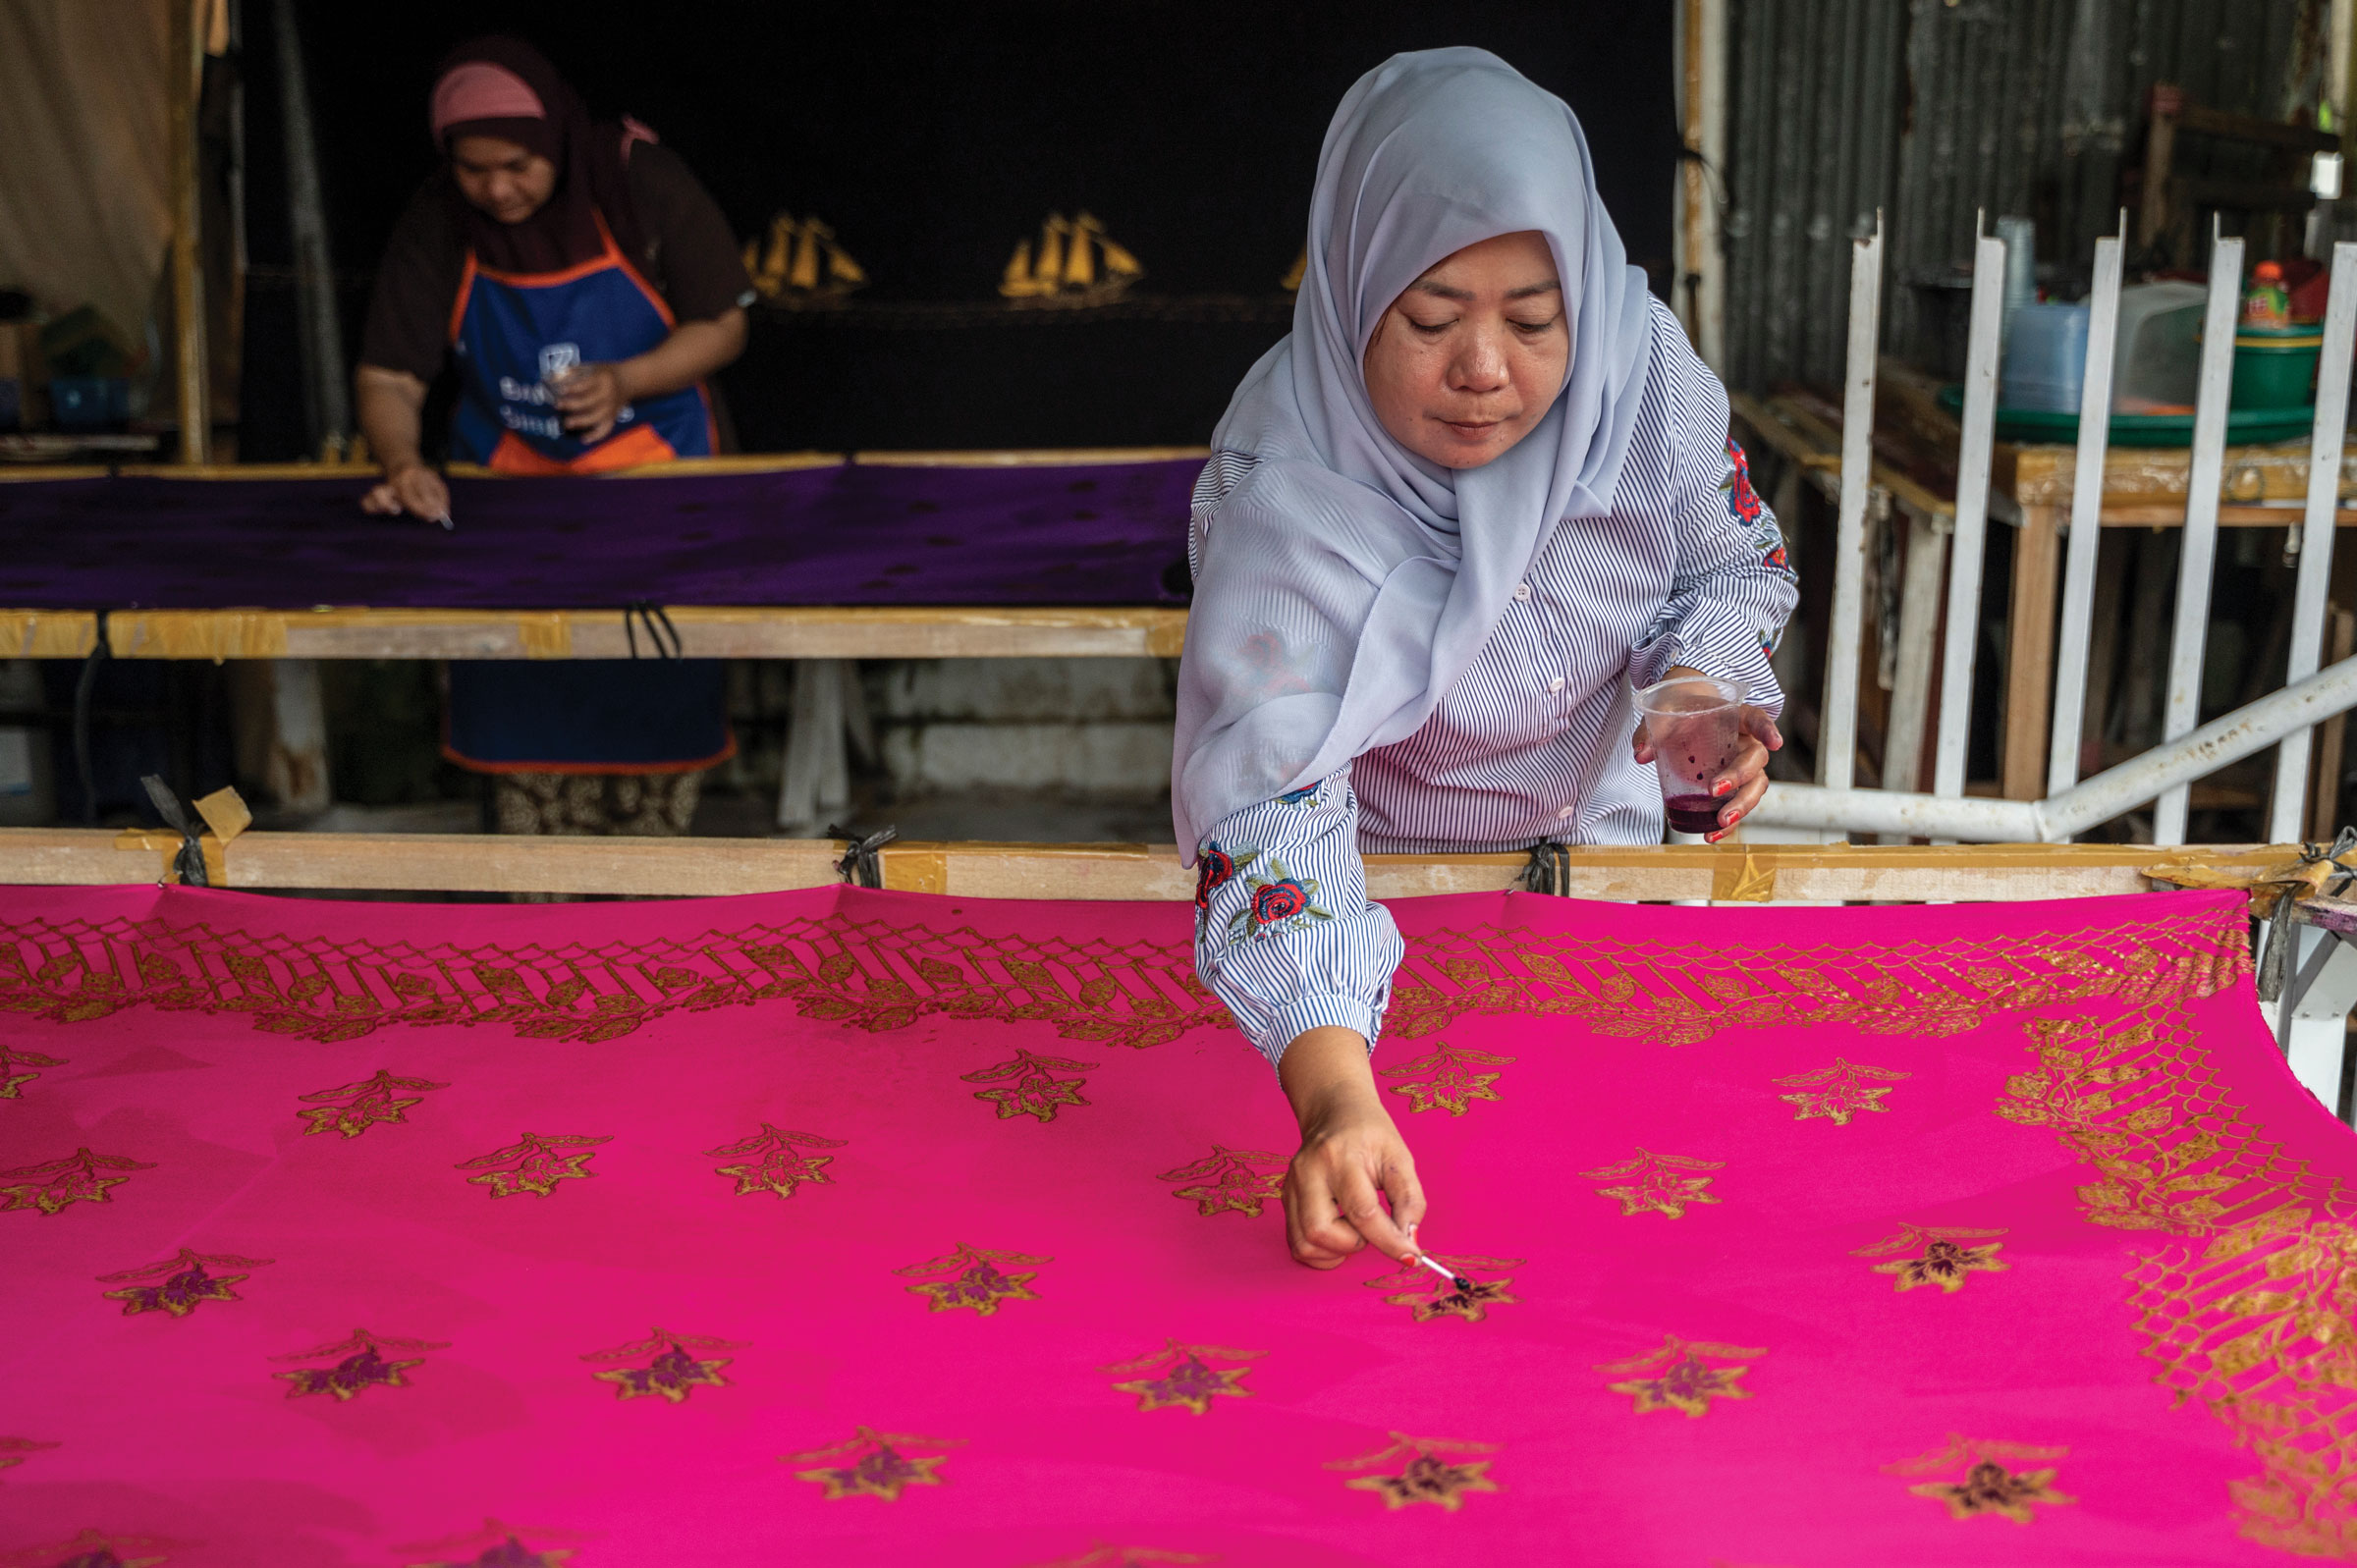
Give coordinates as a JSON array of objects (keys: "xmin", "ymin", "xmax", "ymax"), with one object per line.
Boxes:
[
  {"xmin": 624, "ymin": 601, "xmax": 683, "ymax": 660},
  {"xmin": 1523, "ymin": 841, "xmax": 1573, "ymax": 896},
  {"xmin": 2143, "ymin": 827, "xmax": 2357, "ymax": 1003},
  {"xmin": 113, "ymin": 778, "xmax": 252, "ymax": 887},
  {"xmin": 830, "ymin": 824, "xmax": 896, "ymax": 889}
]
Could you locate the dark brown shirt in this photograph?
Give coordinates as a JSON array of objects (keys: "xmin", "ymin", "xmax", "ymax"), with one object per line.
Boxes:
[{"xmin": 359, "ymin": 141, "xmax": 753, "ymax": 383}]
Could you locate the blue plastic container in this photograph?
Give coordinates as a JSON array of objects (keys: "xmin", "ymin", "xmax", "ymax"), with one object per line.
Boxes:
[
  {"xmin": 2002, "ymin": 302, "xmax": 2091, "ymax": 413},
  {"xmin": 48, "ymin": 375, "xmax": 128, "ymax": 430}
]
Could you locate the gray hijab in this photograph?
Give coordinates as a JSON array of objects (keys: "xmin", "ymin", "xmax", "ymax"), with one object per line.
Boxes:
[{"xmin": 1171, "ymin": 47, "xmax": 1654, "ymax": 853}]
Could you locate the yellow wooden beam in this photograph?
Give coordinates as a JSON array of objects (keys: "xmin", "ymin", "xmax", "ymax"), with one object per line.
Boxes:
[{"xmin": 0, "ymin": 830, "xmax": 2290, "ymax": 903}]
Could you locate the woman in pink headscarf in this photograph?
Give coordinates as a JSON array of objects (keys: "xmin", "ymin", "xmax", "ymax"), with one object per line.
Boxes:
[
  {"xmin": 356, "ymin": 35, "xmax": 752, "ymax": 514},
  {"xmin": 355, "ymin": 37, "xmax": 753, "ymax": 835}
]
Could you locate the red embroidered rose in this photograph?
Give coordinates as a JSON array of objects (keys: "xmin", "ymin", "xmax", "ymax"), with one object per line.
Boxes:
[
  {"xmin": 1763, "ymin": 543, "xmax": 1788, "ymax": 570},
  {"xmin": 1725, "ymin": 438, "xmax": 1763, "ymax": 523},
  {"xmin": 1251, "ymin": 880, "xmax": 1309, "ymax": 926},
  {"xmin": 1195, "ymin": 844, "xmax": 1237, "ymax": 910}
]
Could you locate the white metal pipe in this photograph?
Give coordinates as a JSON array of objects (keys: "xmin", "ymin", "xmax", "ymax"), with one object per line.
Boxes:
[
  {"xmin": 1818, "ymin": 216, "xmax": 1884, "ymax": 790},
  {"xmin": 2153, "ymin": 230, "xmax": 2244, "ymax": 845},
  {"xmin": 1749, "ymin": 782, "xmax": 2041, "ymax": 840},
  {"xmin": 2046, "ymin": 221, "xmax": 2126, "ymax": 800},
  {"xmin": 1754, "ymin": 648, "xmax": 2357, "ymax": 842},
  {"xmin": 2270, "ymin": 240, "xmax": 2357, "ymax": 842},
  {"xmin": 1934, "ymin": 221, "xmax": 2009, "ymax": 798}
]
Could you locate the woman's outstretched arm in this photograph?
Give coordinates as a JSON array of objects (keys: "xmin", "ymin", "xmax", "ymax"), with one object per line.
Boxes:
[{"xmin": 1190, "ymin": 767, "xmax": 1421, "ymax": 1267}]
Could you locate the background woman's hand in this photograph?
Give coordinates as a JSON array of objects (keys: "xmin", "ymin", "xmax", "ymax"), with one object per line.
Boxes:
[
  {"xmin": 359, "ymin": 460, "xmax": 450, "ymax": 522},
  {"xmin": 554, "ymin": 363, "xmax": 629, "ymax": 443},
  {"xmin": 1276, "ymin": 1025, "xmax": 1426, "ymax": 1269}
]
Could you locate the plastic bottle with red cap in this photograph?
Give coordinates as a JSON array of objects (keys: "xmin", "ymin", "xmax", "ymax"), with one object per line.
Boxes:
[{"xmin": 2243, "ymin": 260, "xmax": 2292, "ymax": 330}]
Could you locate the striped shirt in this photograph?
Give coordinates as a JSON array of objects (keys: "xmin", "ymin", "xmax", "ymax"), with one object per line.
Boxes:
[{"xmin": 1190, "ymin": 300, "xmax": 1797, "ymax": 1066}]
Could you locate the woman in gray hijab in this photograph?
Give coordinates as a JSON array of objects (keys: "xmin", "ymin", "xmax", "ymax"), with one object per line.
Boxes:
[{"xmin": 1177, "ymin": 50, "xmax": 1797, "ymax": 1271}]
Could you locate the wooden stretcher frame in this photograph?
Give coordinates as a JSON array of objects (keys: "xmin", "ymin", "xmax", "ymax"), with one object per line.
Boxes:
[
  {"xmin": 0, "ymin": 450, "xmax": 1207, "ymax": 662},
  {"xmin": 0, "ymin": 831, "xmax": 2287, "ymax": 903}
]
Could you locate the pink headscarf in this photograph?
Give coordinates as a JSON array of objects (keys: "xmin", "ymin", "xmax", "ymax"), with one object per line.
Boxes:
[{"xmin": 426, "ymin": 36, "xmax": 644, "ymax": 274}]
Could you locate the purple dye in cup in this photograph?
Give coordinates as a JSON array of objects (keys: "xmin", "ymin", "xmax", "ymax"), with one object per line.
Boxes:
[{"xmin": 1664, "ymin": 794, "xmax": 1722, "ymax": 835}]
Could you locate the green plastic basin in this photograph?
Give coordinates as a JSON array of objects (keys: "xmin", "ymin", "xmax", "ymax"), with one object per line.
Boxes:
[{"xmin": 2231, "ymin": 326, "xmax": 2325, "ymax": 411}]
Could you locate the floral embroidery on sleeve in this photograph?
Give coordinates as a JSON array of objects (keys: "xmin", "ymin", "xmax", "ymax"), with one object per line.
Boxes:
[
  {"xmin": 1722, "ymin": 438, "xmax": 1763, "ymax": 526},
  {"xmin": 1194, "ymin": 841, "xmax": 1257, "ymax": 940},
  {"xmin": 1228, "ymin": 858, "xmax": 1332, "ymax": 944},
  {"xmin": 1276, "ymin": 779, "xmax": 1325, "ymax": 806}
]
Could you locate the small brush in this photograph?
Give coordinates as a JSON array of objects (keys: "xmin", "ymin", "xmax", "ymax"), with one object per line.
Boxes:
[{"xmin": 1413, "ymin": 1254, "xmax": 1474, "ymax": 1293}]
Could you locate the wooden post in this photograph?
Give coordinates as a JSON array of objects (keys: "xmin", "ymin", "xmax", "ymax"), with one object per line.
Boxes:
[
  {"xmin": 2001, "ymin": 507, "xmax": 2063, "ymax": 800},
  {"xmin": 169, "ymin": 0, "xmax": 211, "ymax": 464}
]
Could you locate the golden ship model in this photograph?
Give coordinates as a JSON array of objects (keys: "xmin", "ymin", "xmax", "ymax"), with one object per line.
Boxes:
[
  {"xmin": 743, "ymin": 214, "xmax": 869, "ymax": 305},
  {"xmin": 999, "ymin": 211, "xmax": 1142, "ymax": 305}
]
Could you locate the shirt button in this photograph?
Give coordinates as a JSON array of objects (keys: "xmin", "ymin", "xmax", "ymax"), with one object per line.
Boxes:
[
  {"xmin": 1548, "ymin": 676, "xmax": 1566, "ymax": 693},
  {"xmin": 1556, "ymin": 804, "xmax": 1577, "ymax": 820},
  {"xmin": 1512, "ymin": 582, "xmax": 1532, "ymax": 602}
]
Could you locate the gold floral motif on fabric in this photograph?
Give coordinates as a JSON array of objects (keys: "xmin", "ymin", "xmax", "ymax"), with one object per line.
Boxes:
[
  {"xmin": 895, "ymin": 1243, "xmax": 1050, "ymax": 1316},
  {"xmin": 0, "ymin": 1042, "xmax": 64, "ymax": 1098},
  {"xmin": 1377, "ymin": 907, "xmax": 2248, "ymax": 1046},
  {"xmin": 1378, "ymin": 1041, "xmax": 1513, "ymax": 1115},
  {"xmin": 1362, "ymin": 1254, "xmax": 1523, "ymax": 1323},
  {"xmin": 297, "ymin": 1068, "xmax": 450, "ymax": 1138},
  {"xmin": 455, "ymin": 1132, "xmax": 610, "ymax": 1198},
  {"xmin": 1017, "ymin": 1546, "xmax": 1214, "ymax": 1568},
  {"xmin": 2, "ymin": 1530, "xmax": 176, "ymax": 1568},
  {"xmin": 269, "ymin": 1326, "xmax": 449, "ymax": 1401},
  {"xmin": 1582, "ymin": 1149, "xmax": 1724, "ymax": 1218},
  {"xmin": 1598, "ymin": 1335, "xmax": 1765, "ymax": 1417},
  {"xmin": 398, "ymin": 1517, "xmax": 584, "ymax": 1568},
  {"xmin": 579, "ymin": 1326, "xmax": 745, "ymax": 1403},
  {"xmin": 0, "ymin": 1435, "xmax": 61, "ymax": 1477},
  {"xmin": 1950, "ymin": 901, "xmax": 2357, "ymax": 1551},
  {"xmin": 1774, "ymin": 1058, "xmax": 1911, "ymax": 1124},
  {"xmin": 961, "ymin": 1050, "xmax": 1097, "ymax": 1122},
  {"xmin": 1328, "ymin": 1433, "xmax": 1502, "ymax": 1511},
  {"xmin": 785, "ymin": 1427, "xmax": 962, "ymax": 1501},
  {"xmin": 1157, "ymin": 1145, "xmax": 1288, "ymax": 1217},
  {"xmin": 1888, "ymin": 1435, "xmax": 2074, "ymax": 1524},
  {"xmin": 705, "ymin": 1123, "xmax": 845, "ymax": 1199},
  {"xmin": 1102, "ymin": 1340, "xmax": 1262, "ymax": 1415},
  {"xmin": 0, "ymin": 901, "xmax": 2242, "ymax": 1059},
  {"xmin": 97, "ymin": 1246, "xmax": 274, "ymax": 1318},
  {"xmin": 0, "ymin": 1145, "xmax": 156, "ymax": 1216},
  {"xmin": 0, "ymin": 908, "xmax": 1229, "ymax": 1049},
  {"xmin": 1852, "ymin": 1225, "xmax": 2008, "ymax": 1293}
]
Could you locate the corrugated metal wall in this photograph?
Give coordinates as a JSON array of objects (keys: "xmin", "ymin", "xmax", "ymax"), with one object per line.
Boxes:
[{"xmin": 1724, "ymin": 0, "xmax": 2325, "ymax": 392}]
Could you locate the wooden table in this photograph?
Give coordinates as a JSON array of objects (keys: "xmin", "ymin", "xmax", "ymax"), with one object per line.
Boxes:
[{"xmin": 1874, "ymin": 363, "xmax": 2357, "ymax": 803}]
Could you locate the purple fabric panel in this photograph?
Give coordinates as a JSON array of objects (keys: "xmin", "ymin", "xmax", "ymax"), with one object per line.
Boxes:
[{"xmin": 0, "ymin": 461, "xmax": 1197, "ymax": 609}]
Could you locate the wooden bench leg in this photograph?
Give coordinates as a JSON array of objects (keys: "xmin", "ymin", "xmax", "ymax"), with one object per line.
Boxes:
[{"xmin": 2001, "ymin": 507, "xmax": 2062, "ymax": 801}]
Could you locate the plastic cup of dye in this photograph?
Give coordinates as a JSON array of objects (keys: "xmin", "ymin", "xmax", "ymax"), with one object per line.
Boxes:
[{"xmin": 1633, "ymin": 675, "xmax": 1744, "ymax": 836}]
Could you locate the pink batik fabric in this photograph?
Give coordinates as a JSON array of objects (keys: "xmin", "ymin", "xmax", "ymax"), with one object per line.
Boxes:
[{"xmin": 0, "ymin": 882, "xmax": 2350, "ymax": 1566}]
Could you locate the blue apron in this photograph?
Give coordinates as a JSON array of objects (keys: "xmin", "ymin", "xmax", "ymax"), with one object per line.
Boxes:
[{"xmin": 441, "ymin": 211, "xmax": 731, "ymax": 774}]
